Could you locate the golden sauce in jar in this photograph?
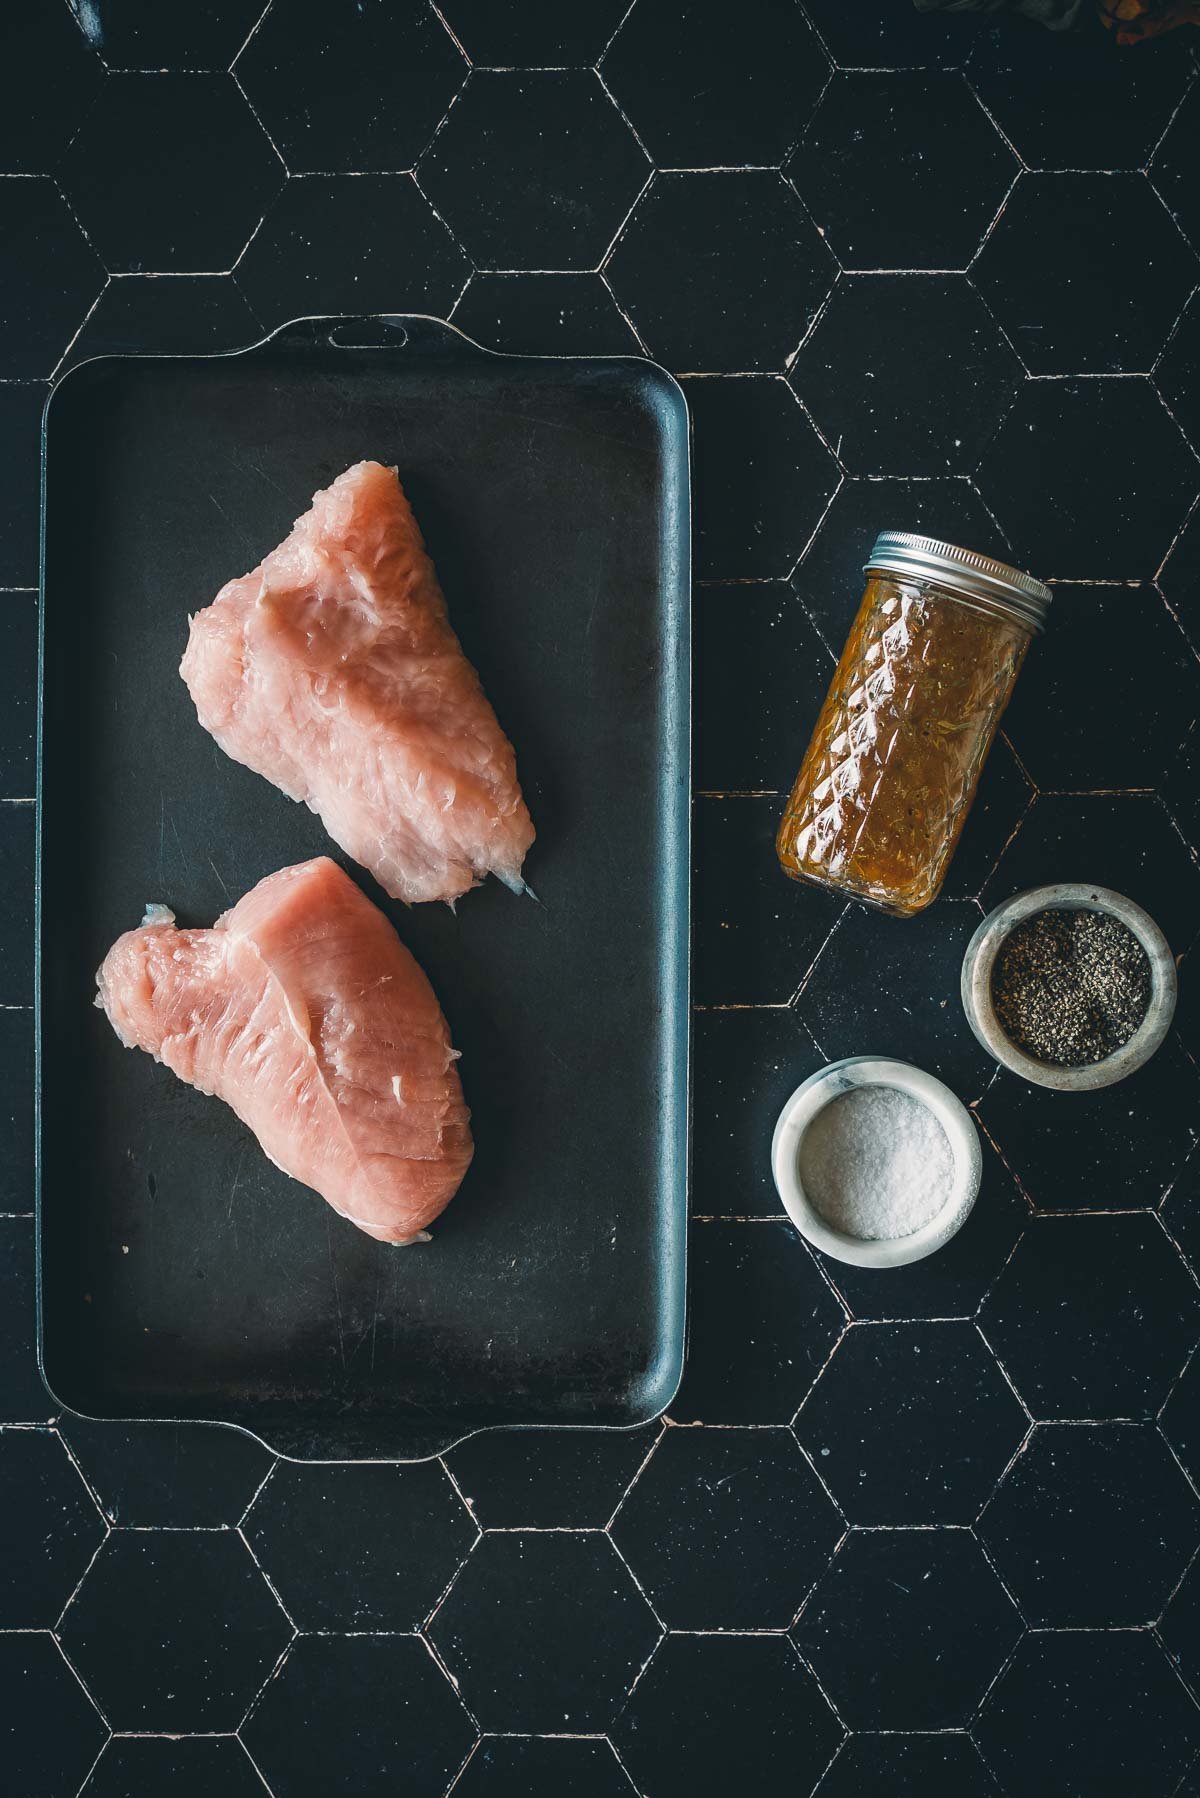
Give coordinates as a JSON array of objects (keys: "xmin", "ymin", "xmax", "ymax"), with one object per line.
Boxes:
[{"xmin": 777, "ymin": 536, "xmax": 1050, "ymax": 917}]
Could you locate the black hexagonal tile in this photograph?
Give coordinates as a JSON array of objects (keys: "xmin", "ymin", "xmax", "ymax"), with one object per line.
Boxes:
[
  {"xmin": 0, "ymin": 801, "xmax": 34, "ymax": 1006},
  {"xmin": 817, "ymin": 1733, "xmax": 997, "ymax": 1797},
  {"xmin": 452, "ymin": 273, "xmax": 639, "ymax": 355},
  {"xmin": 0, "ymin": 1429, "xmax": 105, "ymax": 1627},
  {"xmin": 0, "ymin": 592, "xmax": 36, "ymax": 800},
  {"xmin": 75, "ymin": 0, "xmax": 266, "ymax": 70},
  {"xmin": 0, "ymin": 383, "xmax": 44, "ymax": 588},
  {"xmin": 672, "ymin": 1220, "xmax": 845, "ymax": 1426},
  {"xmin": 803, "ymin": 0, "xmax": 978, "ymax": 69},
  {"xmin": 974, "ymin": 175, "xmax": 1196, "ymax": 377},
  {"xmin": 796, "ymin": 901, "xmax": 997, "ymax": 1097},
  {"xmin": 1162, "ymin": 1556, "xmax": 1200, "ymax": 1700},
  {"xmin": 694, "ymin": 581, "xmax": 834, "ymax": 794},
  {"xmin": 684, "ymin": 375, "xmax": 841, "ymax": 581},
  {"xmin": 795, "ymin": 1322, "xmax": 1027, "ymax": 1525},
  {"xmin": 419, "ymin": 71, "xmax": 649, "ymax": 271},
  {"xmin": 976, "ymin": 377, "xmax": 1198, "ymax": 581},
  {"xmin": 0, "ymin": 4, "xmax": 103, "ymax": 173},
  {"xmin": 980, "ymin": 1213, "xmax": 1200, "ymax": 1421},
  {"xmin": 966, "ymin": 22, "xmax": 1190, "ymax": 171},
  {"xmin": 60, "ymin": 73, "xmax": 283, "ymax": 272},
  {"xmin": 0, "ymin": 1218, "xmax": 48, "ymax": 1422},
  {"xmin": 63, "ymin": 274, "xmax": 262, "ymax": 366},
  {"xmin": 1163, "ymin": 1353, "xmax": 1200, "ymax": 1490},
  {"xmin": 84, "ymin": 1736, "xmax": 266, "ymax": 1798},
  {"xmin": 613, "ymin": 1634, "xmax": 842, "ymax": 1798},
  {"xmin": 1003, "ymin": 586, "xmax": 1199, "ymax": 791},
  {"xmin": 1158, "ymin": 291, "xmax": 1200, "ymax": 462},
  {"xmin": 974, "ymin": 1629, "xmax": 1198, "ymax": 1798},
  {"xmin": 59, "ymin": 1530, "xmax": 292, "ymax": 1730},
  {"xmin": 445, "ymin": 1425, "xmax": 656, "ymax": 1529},
  {"xmin": 242, "ymin": 1635, "xmax": 475, "ymax": 1798},
  {"xmin": 789, "ymin": 72, "xmax": 1014, "ymax": 272},
  {"xmin": 606, "ymin": 171, "xmax": 835, "ymax": 374},
  {"xmin": 244, "ymin": 1458, "xmax": 477, "ymax": 1631},
  {"xmin": 0, "ymin": 178, "xmax": 103, "ymax": 378},
  {"xmin": 691, "ymin": 1006, "xmax": 820, "ymax": 1219},
  {"xmin": 795, "ymin": 1527, "xmax": 1020, "ymax": 1730},
  {"xmin": 984, "ymin": 793, "xmax": 1200, "ymax": 956},
  {"xmin": 0, "ymin": 1633, "xmax": 105, "ymax": 1798},
  {"xmin": 429, "ymin": 1532, "xmax": 659, "ymax": 1732},
  {"xmin": 57, "ymin": 1419, "xmax": 271, "ymax": 1526},
  {"xmin": 600, "ymin": 0, "xmax": 829, "ymax": 169},
  {"xmin": 234, "ymin": 173, "xmax": 470, "ymax": 329},
  {"xmin": 693, "ymin": 796, "xmax": 843, "ymax": 1006},
  {"xmin": 434, "ymin": 0, "xmax": 629, "ymax": 66},
  {"xmin": 612, "ymin": 1425, "xmax": 841, "ymax": 1629},
  {"xmin": 236, "ymin": 0, "xmax": 466, "ymax": 175},
  {"xmin": 941, "ymin": 735, "xmax": 1035, "ymax": 903},
  {"xmin": 0, "ymin": 1006, "xmax": 33, "ymax": 1215},
  {"xmin": 454, "ymin": 1735, "xmax": 634, "ymax": 1798},
  {"xmin": 1152, "ymin": 83, "xmax": 1200, "ymax": 254},
  {"xmin": 981, "ymin": 1422, "xmax": 1198, "ymax": 1629},
  {"xmin": 794, "ymin": 274, "xmax": 1019, "ymax": 477},
  {"xmin": 982, "ymin": 1038, "xmax": 1199, "ymax": 1217},
  {"xmin": 828, "ymin": 1133, "xmax": 1028, "ymax": 1324},
  {"xmin": 791, "ymin": 476, "xmax": 1011, "ymax": 653}
]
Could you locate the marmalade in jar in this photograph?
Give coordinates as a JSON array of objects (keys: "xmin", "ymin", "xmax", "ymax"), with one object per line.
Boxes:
[{"xmin": 777, "ymin": 535, "xmax": 1050, "ymax": 917}]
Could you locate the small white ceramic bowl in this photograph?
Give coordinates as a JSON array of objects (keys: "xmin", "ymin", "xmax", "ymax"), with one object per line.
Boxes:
[{"xmin": 771, "ymin": 1056, "xmax": 983, "ymax": 1269}]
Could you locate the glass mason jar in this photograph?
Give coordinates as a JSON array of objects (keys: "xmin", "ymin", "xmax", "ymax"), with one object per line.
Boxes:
[{"xmin": 777, "ymin": 534, "xmax": 1051, "ymax": 917}]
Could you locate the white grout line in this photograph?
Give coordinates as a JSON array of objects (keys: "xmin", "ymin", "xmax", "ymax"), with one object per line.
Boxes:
[
  {"xmin": 419, "ymin": 1626, "xmax": 481, "ymax": 1731},
  {"xmin": 1144, "ymin": 61, "xmax": 1199, "ymax": 180},
  {"xmin": 48, "ymin": 277, "xmax": 111, "ymax": 382},
  {"xmin": 53, "ymin": 1527, "xmax": 112, "ymax": 1633},
  {"xmin": 229, "ymin": 1, "xmax": 275, "ymax": 72},
  {"xmin": 229, "ymin": 68, "xmax": 291, "ymax": 179},
  {"xmin": 234, "ymin": 1622, "xmax": 298, "ymax": 1737},
  {"xmin": 234, "ymin": 1528, "xmax": 298, "ymax": 1634},
  {"xmin": 787, "ymin": 1630, "xmax": 850, "ymax": 1739},
  {"xmin": 593, "ymin": 65, "xmax": 656, "ymax": 169},
  {"xmin": 235, "ymin": 1731, "xmax": 281, "ymax": 1798},
  {"xmin": 603, "ymin": 1419, "xmax": 668, "ymax": 1532},
  {"xmin": 53, "ymin": 1631, "xmax": 113, "ymax": 1731},
  {"xmin": 52, "ymin": 1426, "xmax": 113, "ymax": 1530},
  {"xmin": 424, "ymin": 1, "xmax": 470, "ymax": 66},
  {"xmin": 236, "ymin": 1456, "xmax": 279, "ymax": 1530},
  {"xmin": 71, "ymin": 1729, "xmax": 112, "ymax": 1798}
]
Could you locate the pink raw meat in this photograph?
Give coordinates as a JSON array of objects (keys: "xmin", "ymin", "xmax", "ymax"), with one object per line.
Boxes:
[
  {"xmin": 180, "ymin": 460, "xmax": 535, "ymax": 905},
  {"xmin": 96, "ymin": 857, "xmax": 473, "ymax": 1243}
]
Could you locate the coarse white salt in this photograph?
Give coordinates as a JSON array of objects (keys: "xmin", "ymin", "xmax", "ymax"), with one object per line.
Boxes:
[{"xmin": 797, "ymin": 1084, "xmax": 954, "ymax": 1242}]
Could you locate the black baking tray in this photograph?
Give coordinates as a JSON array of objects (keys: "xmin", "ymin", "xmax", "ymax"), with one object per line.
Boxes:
[{"xmin": 37, "ymin": 314, "xmax": 690, "ymax": 1460}]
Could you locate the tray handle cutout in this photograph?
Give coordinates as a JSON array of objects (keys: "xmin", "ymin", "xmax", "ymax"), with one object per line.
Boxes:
[{"xmin": 267, "ymin": 314, "xmax": 480, "ymax": 357}]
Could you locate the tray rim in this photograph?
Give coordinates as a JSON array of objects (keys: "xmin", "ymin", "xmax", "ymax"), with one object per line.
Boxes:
[{"xmin": 34, "ymin": 311, "xmax": 692, "ymax": 1462}]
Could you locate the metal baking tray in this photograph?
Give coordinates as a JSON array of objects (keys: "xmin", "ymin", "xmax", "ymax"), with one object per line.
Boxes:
[{"xmin": 37, "ymin": 314, "xmax": 690, "ymax": 1460}]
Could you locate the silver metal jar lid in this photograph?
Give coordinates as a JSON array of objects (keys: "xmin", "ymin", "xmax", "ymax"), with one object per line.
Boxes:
[{"xmin": 864, "ymin": 532, "xmax": 1052, "ymax": 634}]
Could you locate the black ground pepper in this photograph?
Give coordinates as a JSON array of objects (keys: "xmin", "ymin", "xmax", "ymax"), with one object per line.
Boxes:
[{"xmin": 991, "ymin": 907, "xmax": 1152, "ymax": 1068}]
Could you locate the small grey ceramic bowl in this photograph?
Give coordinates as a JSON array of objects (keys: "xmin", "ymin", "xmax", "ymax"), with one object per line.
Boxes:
[
  {"xmin": 771, "ymin": 1056, "xmax": 982, "ymax": 1269},
  {"xmin": 961, "ymin": 883, "xmax": 1177, "ymax": 1092}
]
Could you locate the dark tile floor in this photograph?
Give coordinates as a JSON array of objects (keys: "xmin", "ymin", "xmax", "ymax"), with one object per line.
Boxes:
[{"xmin": 2, "ymin": 3, "xmax": 1200, "ymax": 1794}]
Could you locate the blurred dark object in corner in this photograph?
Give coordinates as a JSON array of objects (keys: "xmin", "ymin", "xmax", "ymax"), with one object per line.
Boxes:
[
  {"xmin": 1097, "ymin": 0, "xmax": 1200, "ymax": 41},
  {"xmin": 915, "ymin": 0, "xmax": 1200, "ymax": 36},
  {"xmin": 915, "ymin": 0, "xmax": 1086, "ymax": 24}
]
